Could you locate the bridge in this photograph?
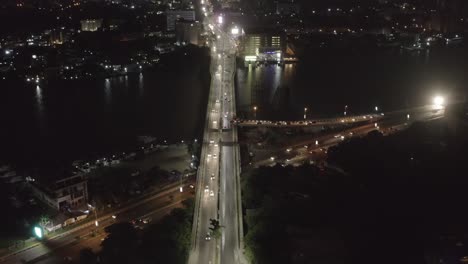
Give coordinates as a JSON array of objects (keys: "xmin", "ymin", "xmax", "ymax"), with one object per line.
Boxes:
[
  {"xmin": 233, "ymin": 114, "xmax": 382, "ymax": 127},
  {"xmin": 188, "ymin": 2, "xmax": 245, "ymax": 264}
]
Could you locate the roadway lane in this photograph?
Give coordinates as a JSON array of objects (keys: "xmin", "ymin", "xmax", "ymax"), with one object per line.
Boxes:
[
  {"xmin": 1, "ymin": 185, "xmax": 192, "ymax": 264},
  {"xmin": 219, "ymin": 145, "xmax": 238, "ymax": 264},
  {"xmin": 32, "ymin": 194, "xmax": 190, "ymax": 264},
  {"xmin": 250, "ymin": 108, "xmax": 445, "ymax": 167}
]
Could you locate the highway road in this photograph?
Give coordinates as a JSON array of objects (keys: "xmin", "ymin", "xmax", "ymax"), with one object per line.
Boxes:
[
  {"xmin": 31, "ymin": 191, "xmax": 191, "ymax": 264},
  {"xmin": 1, "ymin": 184, "xmax": 193, "ymax": 264},
  {"xmin": 189, "ymin": 2, "xmax": 244, "ymax": 263},
  {"xmin": 250, "ymin": 106, "xmax": 445, "ymax": 168}
]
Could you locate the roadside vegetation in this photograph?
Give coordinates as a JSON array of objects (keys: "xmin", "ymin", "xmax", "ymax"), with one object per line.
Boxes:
[{"xmin": 242, "ymin": 120, "xmax": 468, "ymax": 263}]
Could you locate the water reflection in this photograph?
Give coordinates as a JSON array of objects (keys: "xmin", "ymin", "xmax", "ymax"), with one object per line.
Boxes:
[
  {"xmin": 138, "ymin": 73, "xmax": 144, "ymax": 95},
  {"xmin": 104, "ymin": 78, "xmax": 111, "ymax": 110},
  {"xmin": 35, "ymin": 85, "xmax": 45, "ymax": 132}
]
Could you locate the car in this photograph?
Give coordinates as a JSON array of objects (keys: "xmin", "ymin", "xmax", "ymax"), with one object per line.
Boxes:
[
  {"xmin": 205, "ymin": 232, "xmax": 212, "ymax": 241},
  {"xmin": 205, "ymin": 185, "xmax": 209, "ymax": 192},
  {"xmin": 142, "ymin": 217, "xmax": 152, "ymax": 224},
  {"xmin": 210, "ymin": 190, "xmax": 214, "ymax": 197},
  {"xmin": 211, "ymin": 173, "xmax": 215, "ymax": 180},
  {"xmin": 189, "ymin": 184, "xmax": 195, "ymax": 188},
  {"xmin": 213, "ymin": 154, "xmax": 217, "ymax": 158},
  {"xmin": 216, "ymin": 99, "xmax": 220, "ymax": 103},
  {"xmin": 207, "ymin": 154, "xmax": 212, "ymax": 158}
]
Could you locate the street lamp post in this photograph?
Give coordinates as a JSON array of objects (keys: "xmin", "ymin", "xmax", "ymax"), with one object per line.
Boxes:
[
  {"xmin": 94, "ymin": 208, "xmax": 98, "ymax": 228},
  {"xmin": 304, "ymin": 107, "xmax": 308, "ymax": 120},
  {"xmin": 253, "ymin": 106, "xmax": 257, "ymax": 120},
  {"xmin": 344, "ymin": 105, "xmax": 348, "ymax": 116}
]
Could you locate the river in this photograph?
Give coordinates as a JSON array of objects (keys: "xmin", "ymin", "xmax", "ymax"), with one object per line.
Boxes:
[
  {"xmin": 0, "ymin": 46, "xmax": 211, "ymax": 168},
  {"xmin": 236, "ymin": 43, "xmax": 468, "ymax": 120}
]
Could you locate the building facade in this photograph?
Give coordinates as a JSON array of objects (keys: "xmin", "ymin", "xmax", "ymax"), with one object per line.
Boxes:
[
  {"xmin": 80, "ymin": 19, "xmax": 103, "ymax": 32},
  {"xmin": 175, "ymin": 20, "xmax": 202, "ymax": 45},
  {"xmin": 240, "ymin": 30, "xmax": 286, "ymax": 61},
  {"xmin": 166, "ymin": 10, "xmax": 196, "ymax": 31},
  {"xmin": 30, "ymin": 174, "xmax": 88, "ymax": 211}
]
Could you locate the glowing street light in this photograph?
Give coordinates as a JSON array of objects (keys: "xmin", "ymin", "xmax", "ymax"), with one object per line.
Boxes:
[
  {"xmin": 34, "ymin": 226, "xmax": 43, "ymax": 239},
  {"xmin": 375, "ymin": 106, "xmax": 379, "ymax": 112},
  {"xmin": 433, "ymin": 96, "xmax": 445, "ymax": 109},
  {"xmin": 231, "ymin": 27, "xmax": 239, "ymax": 35},
  {"xmin": 253, "ymin": 106, "xmax": 257, "ymax": 119},
  {"xmin": 304, "ymin": 107, "xmax": 308, "ymax": 120}
]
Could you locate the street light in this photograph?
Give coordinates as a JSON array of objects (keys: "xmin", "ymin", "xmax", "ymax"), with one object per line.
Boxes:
[
  {"xmin": 375, "ymin": 106, "xmax": 379, "ymax": 112},
  {"xmin": 304, "ymin": 107, "xmax": 308, "ymax": 120},
  {"xmin": 231, "ymin": 27, "xmax": 239, "ymax": 36},
  {"xmin": 433, "ymin": 96, "xmax": 445, "ymax": 109},
  {"xmin": 34, "ymin": 226, "xmax": 43, "ymax": 239},
  {"xmin": 253, "ymin": 106, "xmax": 257, "ymax": 119}
]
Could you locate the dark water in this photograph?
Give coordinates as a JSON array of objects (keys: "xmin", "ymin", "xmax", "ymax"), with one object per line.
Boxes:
[
  {"xmin": 236, "ymin": 44, "xmax": 468, "ymax": 120},
  {"xmin": 0, "ymin": 47, "xmax": 210, "ymax": 167}
]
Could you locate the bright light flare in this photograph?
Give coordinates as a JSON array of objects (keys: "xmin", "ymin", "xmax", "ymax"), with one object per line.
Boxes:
[
  {"xmin": 34, "ymin": 226, "xmax": 43, "ymax": 239},
  {"xmin": 218, "ymin": 15, "xmax": 223, "ymax": 24},
  {"xmin": 231, "ymin": 27, "xmax": 239, "ymax": 35},
  {"xmin": 433, "ymin": 96, "xmax": 445, "ymax": 109}
]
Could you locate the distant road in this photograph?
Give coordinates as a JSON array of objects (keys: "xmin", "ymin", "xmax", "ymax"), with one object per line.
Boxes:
[{"xmin": 1, "ymin": 184, "xmax": 193, "ymax": 264}]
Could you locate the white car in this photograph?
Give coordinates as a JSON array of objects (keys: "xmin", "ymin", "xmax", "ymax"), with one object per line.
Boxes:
[
  {"xmin": 211, "ymin": 173, "xmax": 215, "ymax": 180},
  {"xmin": 210, "ymin": 190, "xmax": 215, "ymax": 197},
  {"xmin": 205, "ymin": 185, "xmax": 209, "ymax": 193},
  {"xmin": 205, "ymin": 232, "xmax": 212, "ymax": 241}
]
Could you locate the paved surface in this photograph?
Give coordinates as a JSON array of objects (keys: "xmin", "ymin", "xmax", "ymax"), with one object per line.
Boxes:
[
  {"xmin": 1, "ymin": 184, "xmax": 193, "ymax": 264},
  {"xmin": 250, "ymin": 106, "xmax": 446, "ymax": 168},
  {"xmin": 189, "ymin": 3, "xmax": 244, "ymax": 263}
]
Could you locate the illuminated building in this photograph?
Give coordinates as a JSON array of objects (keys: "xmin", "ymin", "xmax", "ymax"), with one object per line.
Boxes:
[{"xmin": 80, "ymin": 19, "xmax": 103, "ymax": 32}]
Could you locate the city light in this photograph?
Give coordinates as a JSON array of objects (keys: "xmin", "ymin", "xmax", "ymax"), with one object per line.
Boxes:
[
  {"xmin": 433, "ymin": 96, "xmax": 445, "ymax": 109},
  {"xmin": 231, "ymin": 27, "xmax": 239, "ymax": 35},
  {"xmin": 34, "ymin": 226, "xmax": 43, "ymax": 239},
  {"xmin": 218, "ymin": 15, "xmax": 223, "ymax": 24}
]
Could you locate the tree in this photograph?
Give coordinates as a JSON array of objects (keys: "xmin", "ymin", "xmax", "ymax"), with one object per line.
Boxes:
[
  {"xmin": 79, "ymin": 248, "xmax": 97, "ymax": 264},
  {"xmin": 101, "ymin": 223, "xmax": 138, "ymax": 264},
  {"xmin": 209, "ymin": 218, "xmax": 222, "ymax": 239}
]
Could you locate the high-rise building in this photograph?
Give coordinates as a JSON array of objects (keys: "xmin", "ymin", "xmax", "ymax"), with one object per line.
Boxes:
[
  {"xmin": 175, "ymin": 20, "xmax": 202, "ymax": 45},
  {"xmin": 276, "ymin": 0, "xmax": 300, "ymax": 15},
  {"xmin": 80, "ymin": 19, "xmax": 103, "ymax": 32},
  {"xmin": 240, "ymin": 29, "xmax": 286, "ymax": 61},
  {"xmin": 436, "ymin": 0, "xmax": 465, "ymax": 32},
  {"xmin": 166, "ymin": 10, "xmax": 196, "ymax": 31}
]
